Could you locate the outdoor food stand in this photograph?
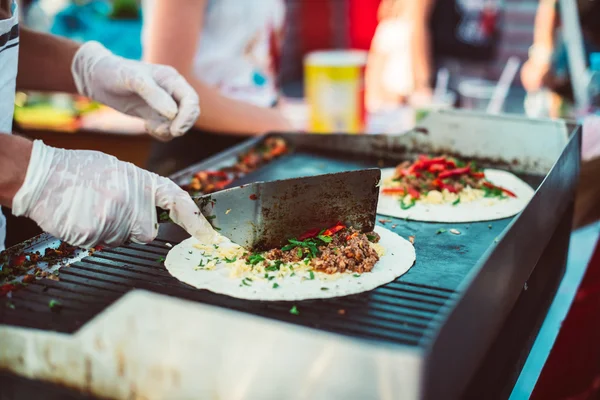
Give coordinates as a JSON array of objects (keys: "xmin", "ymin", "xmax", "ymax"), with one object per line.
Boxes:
[{"xmin": 0, "ymin": 110, "xmax": 581, "ymax": 399}]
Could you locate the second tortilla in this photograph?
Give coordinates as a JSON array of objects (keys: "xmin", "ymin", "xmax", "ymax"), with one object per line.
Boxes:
[
  {"xmin": 164, "ymin": 226, "xmax": 416, "ymax": 301},
  {"xmin": 378, "ymin": 168, "xmax": 535, "ymax": 223}
]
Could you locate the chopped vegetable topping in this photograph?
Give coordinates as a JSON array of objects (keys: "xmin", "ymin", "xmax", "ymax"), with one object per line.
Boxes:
[
  {"xmin": 272, "ymin": 283, "xmax": 279, "ymax": 289},
  {"xmin": 224, "ymin": 256, "xmax": 237, "ymax": 263},
  {"xmin": 308, "ymin": 270, "xmax": 315, "ymax": 280},
  {"xmin": 436, "ymin": 229, "xmax": 447, "ymax": 234},
  {"xmin": 157, "ymin": 257, "xmax": 165, "ymax": 263},
  {"xmin": 289, "ymin": 305, "xmax": 299, "ymax": 315},
  {"xmin": 321, "ymin": 287, "xmax": 329, "ymax": 291},
  {"xmin": 383, "ymin": 155, "xmax": 518, "ymax": 205},
  {"xmin": 48, "ymin": 299, "xmax": 62, "ymax": 311},
  {"xmin": 247, "ymin": 253, "xmax": 266, "ymax": 265}
]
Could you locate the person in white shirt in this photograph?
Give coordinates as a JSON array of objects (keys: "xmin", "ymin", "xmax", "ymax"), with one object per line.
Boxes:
[{"xmin": 142, "ymin": 0, "xmax": 293, "ymax": 175}]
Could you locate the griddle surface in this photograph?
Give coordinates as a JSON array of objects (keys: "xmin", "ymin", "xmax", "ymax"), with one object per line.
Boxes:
[{"xmin": 0, "ymin": 148, "xmax": 519, "ymax": 349}]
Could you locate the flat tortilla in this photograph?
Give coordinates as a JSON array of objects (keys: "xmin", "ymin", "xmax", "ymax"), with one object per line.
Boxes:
[
  {"xmin": 378, "ymin": 168, "xmax": 535, "ymax": 223},
  {"xmin": 164, "ymin": 226, "xmax": 416, "ymax": 301}
]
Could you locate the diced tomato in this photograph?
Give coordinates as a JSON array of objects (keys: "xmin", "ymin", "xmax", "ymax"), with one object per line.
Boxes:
[
  {"xmin": 438, "ymin": 167, "xmax": 471, "ymax": 179},
  {"xmin": 11, "ymin": 254, "xmax": 26, "ymax": 267},
  {"xmin": 382, "ymin": 188, "xmax": 406, "ymax": 195},
  {"xmin": 441, "ymin": 184, "xmax": 458, "ymax": 193},
  {"xmin": 0, "ymin": 284, "xmax": 17, "ymax": 297},
  {"xmin": 407, "ymin": 187, "xmax": 421, "ymax": 199}
]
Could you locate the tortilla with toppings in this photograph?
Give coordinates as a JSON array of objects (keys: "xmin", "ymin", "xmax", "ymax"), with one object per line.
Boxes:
[
  {"xmin": 164, "ymin": 225, "xmax": 415, "ymax": 301},
  {"xmin": 378, "ymin": 155, "xmax": 534, "ymax": 223}
]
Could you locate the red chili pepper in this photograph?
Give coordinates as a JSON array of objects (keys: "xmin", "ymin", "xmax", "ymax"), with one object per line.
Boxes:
[
  {"xmin": 0, "ymin": 284, "xmax": 17, "ymax": 297},
  {"xmin": 445, "ymin": 159, "xmax": 457, "ymax": 168},
  {"xmin": 440, "ymin": 184, "xmax": 458, "ymax": 193},
  {"xmin": 470, "ymin": 172, "xmax": 485, "ymax": 179},
  {"xmin": 428, "ymin": 164, "xmax": 446, "ymax": 173},
  {"xmin": 483, "ymin": 181, "xmax": 517, "ymax": 197},
  {"xmin": 382, "ymin": 188, "xmax": 406, "ymax": 195},
  {"xmin": 438, "ymin": 167, "xmax": 471, "ymax": 179},
  {"xmin": 407, "ymin": 187, "xmax": 421, "ymax": 199},
  {"xmin": 270, "ymin": 145, "xmax": 287, "ymax": 157},
  {"xmin": 345, "ymin": 232, "xmax": 359, "ymax": 241},
  {"xmin": 414, "ymin": 156, "xmax": 446, "ymax": 170},
  {"xmin": 298, "ymin": 228, "xmax": 320, "ymax": 240},
  {"xmin": 323, "ymin": 222, "xmax": 346, "ymax": 236}
]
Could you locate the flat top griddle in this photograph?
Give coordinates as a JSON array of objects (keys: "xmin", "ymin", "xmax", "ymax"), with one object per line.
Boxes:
[{"xmin": 0, "ymin": 133, "xmax": 543, "ymax": 351}]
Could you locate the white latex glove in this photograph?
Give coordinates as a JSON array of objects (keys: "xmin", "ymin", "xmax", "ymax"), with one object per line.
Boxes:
[
  {"xmin": 11, "ymin": 141, "xmax": 218, "ymax": 249},
  {"xmin": 71, "ymin": 41, "xmax": 200, "ymax": 141}
]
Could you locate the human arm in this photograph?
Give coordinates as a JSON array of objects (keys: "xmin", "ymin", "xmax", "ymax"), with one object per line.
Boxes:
[
  {"xmin": 521, "ymin": 0, "xmax": 558, "ymax": 92},
  {"xmin": 409, "ymin": 0, "xmax": 436, "ymax": 94},
  {"xmin": 0, "ymin": 134, "xmax": 218, "ymax": 248},
  {"xmin": 4, "ymin": 4, "xmax": 199, "ymax": 140},
  {"xmin": 365, "ymin": 22, "xmax": 403, "ymax": 112},
  {"xmin": 143, "ymin": 0, "xmax": 292, "ymax": 135}
]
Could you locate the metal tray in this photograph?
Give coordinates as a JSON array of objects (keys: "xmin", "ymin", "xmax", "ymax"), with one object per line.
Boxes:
[{"xmin": 0, "ymin": 110, "xmax": 581, "ymax": 399}]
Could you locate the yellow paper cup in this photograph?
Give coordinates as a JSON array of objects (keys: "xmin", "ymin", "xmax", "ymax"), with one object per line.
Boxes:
[{"xmin": 304, "ymin": 50, "xmax": 367, "ymax": 134}]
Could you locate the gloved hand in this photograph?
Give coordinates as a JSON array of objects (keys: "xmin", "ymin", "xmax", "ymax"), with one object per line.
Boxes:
[
  {"xmin": 71, "ymin": 41, "xmax": 200, "ymax": 141},
  {"xmin": 11, "ymin": 141, "xmax": 218, "ymax": 249}
]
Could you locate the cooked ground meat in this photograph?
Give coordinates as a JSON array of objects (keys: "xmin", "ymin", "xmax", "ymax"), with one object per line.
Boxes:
[{"xmin": 259, "ymin": 227, "xmax": 381, "ymax": 275}]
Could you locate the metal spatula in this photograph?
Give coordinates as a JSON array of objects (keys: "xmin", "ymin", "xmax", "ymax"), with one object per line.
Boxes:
[{"xmin": 192, "ymin": 169, "xmax": 381, "ymax": 250}]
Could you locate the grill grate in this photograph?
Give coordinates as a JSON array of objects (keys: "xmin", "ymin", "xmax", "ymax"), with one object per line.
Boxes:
[{"xmin": 1, "ymin": 233, "xmax": 455, "ymax": 347}]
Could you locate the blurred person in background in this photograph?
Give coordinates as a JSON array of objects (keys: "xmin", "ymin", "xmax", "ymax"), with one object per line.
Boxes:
[
  {"xmin": 142, "ymin": 0, "xmax": 293, "ymax": 176},
  {"xmin": 411, "ymin": 0, "xmax": 501, "ymax": 99},
  {"xmin": 520, "ymin": 0, "xmax": 600, "ymax": 116},
  {"xmin": 365, "ymin": 0, "xmax": 413, "ymax": 113}
]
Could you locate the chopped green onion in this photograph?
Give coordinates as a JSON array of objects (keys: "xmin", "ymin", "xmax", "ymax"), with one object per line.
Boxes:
[
  {"xmin": 289, "ymin": 305, "xmax": 299, "ymax": 315},
  {"xmin": 367, "ymin": 235, "xmax": 377, "ymax": 242},
  {"xmin": 48, "ymin": 299, "xmax": 62, "ymax": 311},
  {"xmin": 248, "ymin": 253, "xmax": 265, "ymax": 265},
  {"xmin": 157, "ymin": 257, "xmax": 165, "ymax": 263},
  {"xmin": 223, "ymin": 256, "xmax": 237, "ymax": 263},
  {"xmin": 400, "ymin": 198, "xmax": 417, "ymax": 210},
  {"xmin": 320, "ymin": 287, "xmax": 329, "ymax": 291},
  {"xmin": 436, "ymin": 229, "xmax": 447, "ymax": 234},
  {"xmin": 317, "ymin": 234, "xmax": 332, "ymax": 243},
  {"xmin": 308, "ymin": 270, "xmax": 315, "ymax": 280},
  {"xmin": 272, "ymin": 283, "xmax": 279, "ymax": 289},
  {"xmin": 353, "ymin": 274, "xmax": 361, "ymax": 278},
  {"xmin": 452, "ymin": 198, "xmax": 460, "ymax": 206}
]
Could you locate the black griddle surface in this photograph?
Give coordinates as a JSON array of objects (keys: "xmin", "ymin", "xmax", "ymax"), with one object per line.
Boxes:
[{"xmin": 0, "ymin": 147, "xmax": 522, "ymax": 349}]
